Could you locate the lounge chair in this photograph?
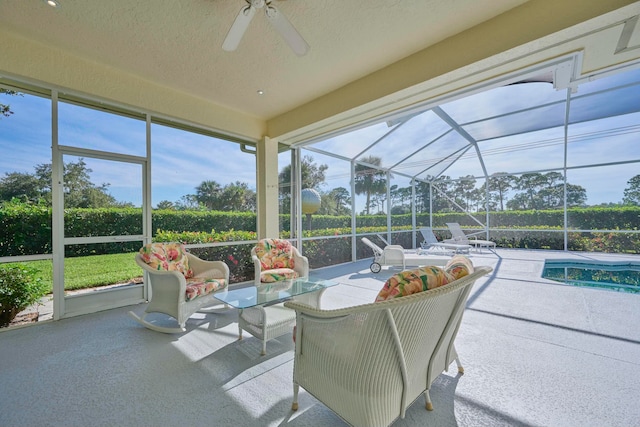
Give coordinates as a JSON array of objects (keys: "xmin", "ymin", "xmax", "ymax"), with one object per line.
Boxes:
[
  {"xmin": 361, "ymin": 237, "xmax": 450, "ymax": 273},
  {"xmin": 445, "ymin": 222, "xmax": 496, "ymax": 252},
  {"xmin": 419, "ymin": 227, "xmax": 471, "ymax": 254},
  {"xmin": 361, "ymin": 237, "xmax": 407, "ymax": 272}
]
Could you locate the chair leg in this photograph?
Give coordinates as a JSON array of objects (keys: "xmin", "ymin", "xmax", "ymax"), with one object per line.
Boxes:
[
  {"xmin": 238, "ymin": 324, "xmax": 243, "ymax": 340},
  {"xmin": 292, "ymin": 384, "xmax": 300, "ymax": 411},
  {"xmin": 424, "ymin": 389, "xmax": 433, "ymax": 411},
  {"xmin": 456, "ymin": 356, "xmax": 465, "ymax": 374},
  {"xmin": 128, "ymin": 311, "xmax": 186, "ymax": 334},
  {"xmin": 261, "ymin": 339, "xmax": 267, "ymax": 356}
]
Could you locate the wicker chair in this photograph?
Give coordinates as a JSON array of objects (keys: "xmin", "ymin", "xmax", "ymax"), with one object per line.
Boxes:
[
  {"xmin": 129, "ymin": 242, "xmax": 229, "ymax": 333},
  {"xmin": 284, "ymin": 266, "xmax": 492, "ymax": 427},
  {"xmin": 240, "ymin": 238, "xmax": 310, "ymax": 355},
  {"xmin": 250, "ymin": 238, "xmax": 309, "ymax": 285}
]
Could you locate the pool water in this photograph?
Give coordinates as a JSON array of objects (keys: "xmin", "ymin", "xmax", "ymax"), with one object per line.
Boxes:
[{"xmin": 542, "ymin": 260, "xmax": 640, "ymax": 294}]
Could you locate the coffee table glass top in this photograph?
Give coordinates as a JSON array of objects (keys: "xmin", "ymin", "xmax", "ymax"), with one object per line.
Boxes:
[{"xmin": 213, "ymin": 277, "xmax": 338, "ymax": 309}]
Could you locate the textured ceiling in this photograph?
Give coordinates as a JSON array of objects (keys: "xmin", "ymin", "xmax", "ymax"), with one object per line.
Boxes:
[{"xmin": 0, "ymin": 0, "xmax": 530, "ymax": 120}]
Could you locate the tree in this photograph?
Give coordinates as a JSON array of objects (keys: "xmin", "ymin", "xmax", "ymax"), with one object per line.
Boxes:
[
  {"xmin": 155, "ymin": 200, "xmax": 175, "ymax": 210},
  {"xmin": 565, "ymin": 183, "xmax": 587, "ymax": 207},
  {"xmin": 390, "ymin": 185, "xmax": 412, "ymax": 214},
  {"xmin": 414, "ymin": 181, "xmax": 431, "ymax": 212},
  {"xmin": 175, "ymin": 194, "xmax": 200, "ymax": 210},
  {"xmin": 0, "ymin": 158, "xmax": 118, "ymax": 208},
  {"xmin": 0, "ymin": 172, "xmax": 43, "ymax": 203},
  {"xmin": 429, "ymin": 175, "xmax": 458, "ymax": 212},
  {"xmin": 319, "ymin": 187, "xmax": 351, "ymax": 216},
  {"xmin": 623, "ymin": 174, "xmax": 640, "ymax": 205},
  {"xmin": 33, "ymin": 159, "xmax": 117, "ymax": 208},
  {"xmin": 190, "ymin": 180, "xmax": 256, "ymax": 212},
  {"xmin": 507, "ymin": 172, "xmax": 587, "ymax": 210},
  {"xmin": 488, "ymin": 173, "xmax": 514, "ymax": 211},
  {"xmin": 453, "ymin": 175, "xmax": 477, "ymax": 211},
  {"xmin": 354, "ymin": 156, "xmax": 386, "ymax": 215},
  {"xmin": 195, "ymin": 180, "xmax": 222, "ymax": 210},
  {"xmin": 218, "ymin": 181, "xmax": 256, "ymax": 212},
  {"xmin": 0, "ymin": 89, "xmax": 22, "ymax": 118},
  {"xmin": 514, "ymin": 173, "xmax": 548, "ymax": 209}
]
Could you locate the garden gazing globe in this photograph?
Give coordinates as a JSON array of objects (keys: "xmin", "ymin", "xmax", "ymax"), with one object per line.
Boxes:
[{"xmin": 301, "ymin": 188, "xmax": 321, "ymax": 214}]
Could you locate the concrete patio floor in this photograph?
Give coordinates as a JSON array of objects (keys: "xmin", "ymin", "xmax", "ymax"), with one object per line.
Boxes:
[{"xmin": 0, "ymin": 248, "xmax": 639, "ymax": 426}]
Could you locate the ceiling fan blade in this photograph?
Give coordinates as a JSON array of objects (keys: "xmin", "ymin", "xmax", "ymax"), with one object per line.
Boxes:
[
  {"xmin": 265, "ymin": 4, "xmax": 309, "ymax": 56},
  {"xmin": 222, "ymin": 5, "xmax": 256, "ymax": 52}
]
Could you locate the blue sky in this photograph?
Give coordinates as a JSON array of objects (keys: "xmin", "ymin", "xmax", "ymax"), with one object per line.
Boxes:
[{"xmin": 1, "ymin": 67, "xmax": 640, "ymax": 208}]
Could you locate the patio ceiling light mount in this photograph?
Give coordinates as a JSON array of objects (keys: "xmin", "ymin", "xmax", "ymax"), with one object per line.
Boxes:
[{"xmin": 222, "ymin": 0, "xmax": 309, "ymax": 56}]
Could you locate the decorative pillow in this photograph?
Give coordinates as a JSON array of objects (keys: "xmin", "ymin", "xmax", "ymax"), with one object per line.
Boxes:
[
  {"xmin": 444, "ymin": 255, "xmax": 474, "ymax": 280},
  {"xmin": 139, "ymin": 243, "xmax": 193, "ymax": 278},
  {"xmin": 375, "ymin": 265, "xmax": 454, "ymax": 302},
  {"xmin": 184, "ymin": 277, "xmax": 226, "ymax": 301},
  {"xmin": 254, "ymin": 238, "xmax": 295, "ymax": 271}
]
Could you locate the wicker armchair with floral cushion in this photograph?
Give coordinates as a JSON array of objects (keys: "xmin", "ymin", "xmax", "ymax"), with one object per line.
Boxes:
[
  {"xmin": 237, "ymin": 239, "xmax": 309, "ymax": 355},
  {"xmin": 284, "ymin": 256, "xmax": 491, "ymax": 427},
  {"xmin": 129, "ymin": 242, "xmax": 229, "ymax": 333},
  {"xmin": 251, "ymin": 238, "xmax": 309, "ymax": 285}
]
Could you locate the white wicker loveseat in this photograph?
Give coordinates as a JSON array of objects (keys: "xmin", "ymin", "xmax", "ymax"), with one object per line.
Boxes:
[{"xmin": 284, "ymin": 263, "xmax": 492, "ymax": 427}]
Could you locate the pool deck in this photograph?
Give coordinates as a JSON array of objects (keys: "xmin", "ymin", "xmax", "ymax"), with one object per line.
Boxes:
[{"xmin": 1, "ymin": 248, "xmax": 639, "ymax": 426}]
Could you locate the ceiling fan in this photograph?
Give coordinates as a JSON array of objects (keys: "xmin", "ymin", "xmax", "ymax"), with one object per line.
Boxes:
[{"xmin": 222, "ymin": 0, "xmax": 310, "ymax": 56}]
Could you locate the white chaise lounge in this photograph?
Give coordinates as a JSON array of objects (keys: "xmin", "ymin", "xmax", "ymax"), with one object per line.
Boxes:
[
  {"xmin": 420, "ymin": 227, "xmax": 471, "ymax": 254},
  {"xmin": 362, "ymin": 237, "xmax": 449, "ymax": 273},
  {"xmin": 445, "ymin": 222, "xmax": 496, "ymax": 252}
]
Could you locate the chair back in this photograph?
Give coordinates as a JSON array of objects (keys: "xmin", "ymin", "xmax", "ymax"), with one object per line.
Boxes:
[
  {"xmin": 286, "ymin": 266, "xmax": 492, "ymax": 427},
  {"xmin": 446, "ymin": 222, "xmax": 469, "ymax": 243},
  {"xmin": 253, "ymin": 238, "xmax": 295, "ymax": 270},
  {"xmin": 138, "ymin": 242, "xmax": 193, "ymax": 278},
  {"xmin": 361, "ymin": 237, "xmax": 383, "ymax": 257},
  {"xmin": 420, "ymin": 227, "xmax": 440, "ymax": 245}
]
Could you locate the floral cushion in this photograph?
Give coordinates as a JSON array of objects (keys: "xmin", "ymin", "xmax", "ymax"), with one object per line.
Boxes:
[
  {"xmin": 444, "ymin": 255, "xmax": 474, "ymax": 280},
  {"xmin": 375, "ymin": 265, "xmax": 454, "ymax": 302},
  {"xmin": 185, "ymin": 278, "xmax": 226, "ymax": 301},
  {"xmin": 254, "ymin": 238, "xmax": 295, "ymax": 271},
  {"xmin": 139, "ymin": 243, "xmax": 193, "ymax": 278},
  {"xmin": 260, "ymin": 268, "xmax": 299, "ymax": 283}
]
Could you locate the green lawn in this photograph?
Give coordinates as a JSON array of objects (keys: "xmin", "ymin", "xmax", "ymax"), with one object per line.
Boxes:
[{"xmin": 6, "ymin": 253, "xmax": 142, "ymax": 292}]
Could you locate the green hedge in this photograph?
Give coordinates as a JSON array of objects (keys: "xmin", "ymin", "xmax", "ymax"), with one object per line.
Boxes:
[{"xmin": 1, "ymin": 205, "xmax": 639, "ymax": 257}]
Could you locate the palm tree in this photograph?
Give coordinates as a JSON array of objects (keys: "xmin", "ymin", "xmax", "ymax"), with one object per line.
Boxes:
[
  {"xmin": 354, "ymin": 155, "xmax": 386, "ymax": 215},
  {"xmin": 195, "ymin": 180, "xmax": 222, "ymax": 210},
  {"xmin": 330, "ymin": 187, "xmax": 350, "ymax": 215}
]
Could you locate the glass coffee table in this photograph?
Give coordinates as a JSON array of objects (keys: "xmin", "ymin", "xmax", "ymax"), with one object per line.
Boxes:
[{"xmin": 214, "ymin": 277, "xmax": 338, "ymax": 356}]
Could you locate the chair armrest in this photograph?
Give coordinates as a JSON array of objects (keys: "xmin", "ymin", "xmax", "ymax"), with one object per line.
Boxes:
[
  {"xmin": 292, "ymin": 250, "xmax": 309, "ymax": 277},
  {"xmin": 252, "ymin": 253, "xmax": 263, "ymax": 285},
  {"xmin": 383, "ymin": 247, "xmax": 405, "ymax": 258},
  {"xmin": 386, "ymin": 244, "xmax": 404, "ymax": 250},
  {"xmin": 135, "ymin": 254, "xmax": 188, "ymax": 300},
  {"xmin": 187, "ymin": 253, "xmax": 230, "ymax": 284}
]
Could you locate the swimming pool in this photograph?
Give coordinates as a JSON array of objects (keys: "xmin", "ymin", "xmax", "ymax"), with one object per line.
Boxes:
[{"xmin": 542, "ymin": 260, "xmax": 640, "ymax": 294}]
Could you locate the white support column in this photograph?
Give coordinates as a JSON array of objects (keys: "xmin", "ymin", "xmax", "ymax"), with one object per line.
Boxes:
[
  {"xmin": 51, "ymin": 90, "xmax": 64, "ymax": 320},
  {"xmin": 291, "ymin": 148, "xmax": 302, "ymax": 248},
  {"xmin": 256, "ymin": 136, "xmax": 280, "ymax": 239}
]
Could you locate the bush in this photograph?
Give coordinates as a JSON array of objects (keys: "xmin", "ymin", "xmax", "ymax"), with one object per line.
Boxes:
[{"xmin": 0, "ymin": 265, "xmax": 48, "ymax": 327}]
